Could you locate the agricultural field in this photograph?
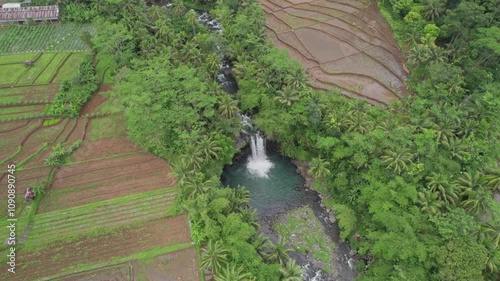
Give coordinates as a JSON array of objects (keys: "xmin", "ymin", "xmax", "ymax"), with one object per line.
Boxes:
[
  {"xmin": 0, "ymin": 23, "xmax": 197, "ymax": 281},
  {"xmin": 0, "ymin": 52, "xmax": 88, "ymax": 122},
  {"xmin": 0, "ymin": 23, "xmax": 94, "ymax": 53},
  {"xmin": 261, "ymin": 0, "xmax": 408, "ymax": 106}
]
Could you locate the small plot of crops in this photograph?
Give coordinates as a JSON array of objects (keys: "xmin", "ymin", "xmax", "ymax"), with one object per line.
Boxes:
[
  {"xmin": 276, "ymin": 206, "xmax": 336, "ymax": 274},
  {"xmin": 0, "ymin": 24, "xmax": 94, "ymax": 54},
  {"xmin": 27, "ymin": 187, "xmax": 178, "ymax": 248},
  {"xmin": 51, "ymin": 52, "xmax": 86, "ymax": 82},
  {"xmin": 0, "ymin": 63, "xmax": 26, "ymax": 84},
  {"xmin": 0, "ymin": 216, "xmax": 192, "ymax": 281},
  {"xmin": 16, "ymin": 53, "xmax": 57, "ymax": 84}
]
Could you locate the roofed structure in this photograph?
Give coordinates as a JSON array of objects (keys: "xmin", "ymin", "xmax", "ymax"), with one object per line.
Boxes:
[{"xmin": 0, "ymin": 5, "xmax": 58, "ymax": 23}]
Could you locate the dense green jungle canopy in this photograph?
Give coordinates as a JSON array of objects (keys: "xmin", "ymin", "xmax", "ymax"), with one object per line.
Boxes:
[{"xmin": 31, "ymin": 0, "xmax": 500, "ymax": 280}]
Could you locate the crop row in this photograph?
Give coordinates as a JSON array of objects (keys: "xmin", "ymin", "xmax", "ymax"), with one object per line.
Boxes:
[
  {"xmin": 0, "ymin": 24, "xmax": 94, "ymax": 54},
  {"xmin": 27, "ymin": 188, "xmax": 178, "ymax": 247}
]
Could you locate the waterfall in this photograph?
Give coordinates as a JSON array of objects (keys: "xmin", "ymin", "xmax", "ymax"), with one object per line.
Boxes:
[{"xmin": 247, "ymin": 132, "xmax": 274, "ymax": 178}]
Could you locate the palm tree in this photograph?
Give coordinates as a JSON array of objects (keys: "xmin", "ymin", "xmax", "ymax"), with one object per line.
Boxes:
[
  {"xmin": 275, "ymin": 86, "xmax": 299, "ymax": 107},
  {"xmin": 240, "ymin": 209, "xmax": 260, "ymax": 229},
  {"xmin": 280, "ymin": 259, "xmax": 304, "ymax": 281},
  {"xmin": 218, "ymin": 95, "xmax": 239, "ymax": 118},
  {"xmin": 186, "ymin": 10, "xmax": 198, "ymax": 35},
  {"xmin": 403, "ymin": 25, "xmax": 421, "ymax": 47},
  {"xmin": 462, "ymin": 190, "xmax": 489, "ymax": 216},
  {"xmin": 342, "ymin": 112, "xmax": 373, "ymax": 134},
  {"xmin": 418, "ymin": 190, "xmax": 444, "ymax": 214},
  {"xmin": 456, "ymin": 171, "xmax": 486, "ymax": 196},
  {"xmin": 308, "ymin": 157, "xmax": 331, "ymax": 180},
  {"xmin": 200, "ymin": 240, "xmax": 229, "ymax": 276},
  {"xmin": 169, "ymin": 157, "xmax": 195, "ymax": 185},
  {"xmin": 197, "ymin": 135, "xmax": 222, "ymax": 161},
  {"xmin": 380, "ymin": 148, "xmax": 413, "ymax": 174},
  {"xmin": 182, "ymin": 175, "xmax": 218, "ymax": 199},
  {"xmin": 215, "ymin": 264, "xmax": 253, "ymax": 281},
  {"xmin": 426, "ymin": 173, "xmax": 460, "ymax": 206},
  {"xmin": 433, "ymin": 117, "xmax": 457, "ymax": 145},
  {"xmin": 265, "ymin": 237, "xmax": 292, "ymax": 265},
  {"xmin": 206, "ymin": 52, "xmax": 221, "ymax": 78},
  {"xmin": 445, "ymin": 138, "xmax": 470, "ymax": 162},
  {"xmin": 228, "ymin": 187, "xmax": 251, "ymax": 212},
  {"xmin": 447, "ymin": 74, "xmax": 465, "ymax": 96},
  {"xmin": 484, "ymin": 167, "xmax": 500, "ymax": 192},
  {"xmin": 284, "ymin": 69, "xmax": 308, "ymax": 90},
  {"xmin": 171, "ymin": 0, "xmax": 186, "ymax": 16},
  {"xmin": 252, "ymin": 233, "xmax": 270, "ymax": 259},
  {"xmin": 407, "ymin": 44, "xmax": 430, "ymax": 65},
  {"xmin": 483, "ymin": 240, "xmax": 500, "ymax": 274},
  {"xmin": 480, "ymin": 223, "xmax": 500, "ymax": 249},
  {"xmin": 409, "ymin": 113, "xmax": 434, "ymax": 133},
  {"xmin": 423, "ymin": 0, "xmax": 445, "ymax": 22},
  {"xmin": 183, "ymin": 144, "xmax": 204, "ymax": 169}
]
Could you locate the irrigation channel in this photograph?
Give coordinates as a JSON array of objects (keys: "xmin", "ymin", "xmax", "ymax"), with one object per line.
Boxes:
[{"xmin": 190, "ymin": 9, "xmax": 358, "ymax": 281}]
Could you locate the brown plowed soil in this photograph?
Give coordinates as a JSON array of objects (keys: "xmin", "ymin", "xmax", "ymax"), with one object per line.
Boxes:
[
  {"xmin": 262, "ymin": 0, "xmax": 408, "ymax": 106},
  {"xmin": 71, "ymin": 138, "xmax": 141, "ymax": 161},
  {"xmin": 0, "ymin": 215, "xmax": 192, "ymax": 281},
  {"xmin": 57, "ymin": 264, "xmax": 130, "ymax": 281},
  {"xmin": 142, "ymin": 248, "xmax": 200, "ymax": 281}
]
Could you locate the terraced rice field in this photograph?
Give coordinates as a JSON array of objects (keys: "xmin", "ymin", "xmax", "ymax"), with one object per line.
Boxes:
[
  {"xmin": 0, "ymin": 216, "xmax": 193, "ymax": 281},
  {"xmin": 0, "ymin": 48, "xmax": 196, "ymax": 280},
  {"xmin": 0, "ymin": 52, "xmax": 87, "ymax": 121},
  {"xmin": 261, "ymin": 0, "xmax": 408, "ymax": 106}
]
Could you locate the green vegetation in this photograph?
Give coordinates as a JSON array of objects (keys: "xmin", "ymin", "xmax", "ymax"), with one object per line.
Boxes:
[
  {"xmin": 0, "ymin": 24, "xmax": 93, "ymax": 53},
  {"xmin": 47, "ymin": 54, "xmax": 98, "ymax": 117},
  {"xmin": 44, "ymin": 141, "xmax": 82, "ymax": 167},
  {"xmin": 0, "ymin": 63, "xmax": 26, "ymax": 84},
  {"xmin": 89, "ymin": 114, "xmax": 127, "ymax": 140},
  {"xmin": 42, "ymin": 118, "xmax": 61, "ymax": 126},
  {"xmin": 276, "ymin": 206, "xmax": 335, "ymax": 274}
]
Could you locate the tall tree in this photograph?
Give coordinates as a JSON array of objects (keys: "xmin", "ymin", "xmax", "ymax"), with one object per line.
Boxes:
[{"xmin": 200, "ymin": 240, "xmax": 230, "ymax": 276}]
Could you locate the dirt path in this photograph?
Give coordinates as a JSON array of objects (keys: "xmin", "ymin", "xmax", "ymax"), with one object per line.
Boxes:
[{"xmin": 262, "ymin": 0, "xmax": 408, "ymax": 106}]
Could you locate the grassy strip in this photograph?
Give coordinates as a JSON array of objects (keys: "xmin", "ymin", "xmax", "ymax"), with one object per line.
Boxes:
[
  {"xmin": 37, "ymin": 53, "xmax": 71, "ymax": 84},
  {"xmin": 0, "ymin": 112, "xmax": 47, "ymax": 122},
  {"xmin": 42, "ymin": 243, "xmax": 195, "ymax": 281},
  {"xmin": 17, "ymin": 143, "xmax": 49, "ymax": 168},
  {"xmin": 42, "ymin": 118, "xmax": 62, "ymax": 126},
  {"xmin": 0, "ymin": 63, "xmax": 27, "ymax": 84},
  {"xmin": 0, "ymin": 53, "xmax": 39, "ymax": 64},
  {"xmin": 0, "ymin": 146, "xmax": 22, "ymax": 166},
  {"xmin": 31, "ymin": 53, "xmax": 61, "ymax": 84},
  {"xmin": 33, "ymin": 187, "xmax": 178, "ymax": 221},
  {"xmin": 51, "ymin": 53, "xmax": 85, "ymax": 83}
]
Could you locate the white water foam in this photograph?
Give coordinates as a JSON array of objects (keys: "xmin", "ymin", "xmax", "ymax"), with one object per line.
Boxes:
[{"xmin": 247, "ymin": 133, "xmax": 273, "ymax": 178}]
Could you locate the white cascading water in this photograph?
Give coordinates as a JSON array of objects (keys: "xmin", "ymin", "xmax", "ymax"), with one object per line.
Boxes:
[{"xmin": 247, "ymin": 132, "xmax": 274, "ymax": 178}]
